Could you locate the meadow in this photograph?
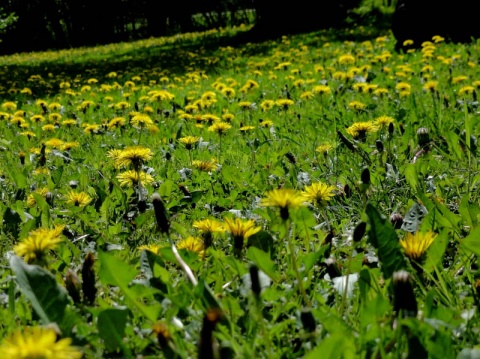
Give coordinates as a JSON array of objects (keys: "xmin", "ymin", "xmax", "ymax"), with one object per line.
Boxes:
[{"xmin": 1, "ymin": 24, "xmax": 480, "ymax": 358}]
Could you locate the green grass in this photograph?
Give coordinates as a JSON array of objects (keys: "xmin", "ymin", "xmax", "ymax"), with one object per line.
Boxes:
[{"xmin": 1, "ymin": 25, "xmax": 480, "ymax": 358}]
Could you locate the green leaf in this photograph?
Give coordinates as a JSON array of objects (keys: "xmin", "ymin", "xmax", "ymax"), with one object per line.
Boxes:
[
  {"xmin": 98, "ymin": 251, "xmax": 160, "ymax": 322},
  {"xmin": 423, "ymin": 229, "xmax": 449, "ymax": 273},
  {"xmin": 159, "ymin": 179, "xmax": 175, "ymax": 198},
  {"xmin": 459, "ymin": 195, "xmax": 480, "ymax": 228},
  {"xmin": 10, "ymin": 255, "xmax": 69, "ymax": 326},
  {"xmin": 246, "ymin": 230, "xmax": 275, "ymax": 255},
  {"xmin": 460, "ymin": 226, "xmax": 480, "ymax": 256},
  {"xmin": 98, "ymin": 308, "xmax": 130, "ymax": 354},
  {"xmin": 365, "ymin": 204, "xmax": 406, "ymax": 279},
  {"xmin": 246, "ymin": 247, "xmax": 279, "ymax": 281},
  {"xmin": 304, "ymin": 333, "xmax": 356, "ymax": 359},
  {"xmin": 302, "ymin": 245, "xmax": 329, "ymax": 272},
  {"xmin": 401, "ymin": 202, "xmax": 428, "ymax": 232},
  {"xmin": 51, "ymin": 165, "xmax": 64, "ymax": 187}
]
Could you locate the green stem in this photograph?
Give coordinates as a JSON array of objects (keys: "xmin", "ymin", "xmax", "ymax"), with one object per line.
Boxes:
[{"xmin": 285, "ymin": 220, "xmax": 311, "ymax": 307}]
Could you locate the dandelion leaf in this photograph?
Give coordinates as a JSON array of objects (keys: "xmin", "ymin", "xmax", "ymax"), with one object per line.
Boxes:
[
  {"xmin": 365, "ymin": 204, "xmax": 406, "ymax": 279},
  {"xmin": 401, "ymin": 202, "xmax": 428, "ymax": 232},
  {"xmin": 10, "ymin": 255, "xmax": 69, "ymax": 326}
]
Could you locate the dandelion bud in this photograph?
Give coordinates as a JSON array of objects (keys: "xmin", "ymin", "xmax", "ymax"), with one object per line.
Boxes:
[
  {"xmin": 417, "ymin": 127, "xmax": 430, "ymax": 147},
  {"xmin": 64, "ymin": 269, "xmax": 81, "ymax": 304},
  {"xmin": 324, "ymin": 257, "xmax": 342, "ymax": 279},
  {"xmin": 45, "ymin": 191, "xmax": 53, "ymax": 206},
  {"xmin": 353, "ymin": 222, "xmax": 367, "ymax": 242},
  {"xmin": 19, "ymin": 151, "xmax": 26, "ymax": 165},
  {"xmin": 361, "ymin": 167, "xmax": 370, "ymax": 186},
  {"xmin": 474, "ymin": 279, "xmax": 480, "ymax": 300},
  {"xmin": 375, "ymin": 140, "xmax": 384, "ymax": 153},
  {"xmin": 300, "ymin": 308, "xmax": 316, "ymax": 333},
  {"xmin": 69, "ymin": 180, "xmax": 78, "ymax": 189},
  {"xmin": 337, "ymin": 130, "xmax": 356, "ymax": 152},
  {"xmin": 152, "ymin": 192, "xmax": 170, "ymax": 234},
  {"xmin": 399, "ymin": 123, "xmax": 405, "ymax": 135},
  {"xmin": 38, "ymin": 144, "xmax": 47, "ymax": 167},
  {"xmin": 199, "ymin": 308, "xmax": 223, "ymax": 359},
  {"xmin": 344, "ymin": 184, "xmax": 352, "ymax": 198},
  {"xmin": 249, "ymin": 265, "xmax": 261, "ymax": 298},
  {"xmin": 388, "ymin": 122, "xmax": 394, "ymax": 135},
  {"xmin": 81, "ymin": 252, "xmax": 97, "ymax": 305},
  {"xmin": 285, "ymin": 152, "xmax": 296, "ymax": 165},
  {"xmin": 392, "ymin": 270, "xmax": 417, "ymax": 318},
  {"xmin": 390, "ymin": 213, "xmax": 404, "ymax": 229},
  {"xmin": 153, "ymin": 323, "xmax": 176, "ymax": 358}
]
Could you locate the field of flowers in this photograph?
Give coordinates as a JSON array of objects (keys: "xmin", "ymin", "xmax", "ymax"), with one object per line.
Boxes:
[{"xmin": 1, "ymin": 25, "xmax": 480, "ymax": 358}]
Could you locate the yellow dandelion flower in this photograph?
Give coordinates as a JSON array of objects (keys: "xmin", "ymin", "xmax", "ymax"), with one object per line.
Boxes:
[
  {"xmin": 114, "ymin": 146, "xmax": 153, "ymax": 169},
  {"xmin": 399, "ymin": 231, "xmax": 437, "ymax": 260},
  {"xmin": 62, "ymin": 119, "xmax": 77, "ymax": 127},
  {"xmin": 130, "ymin": 113, "xmax": 154, "ymax": 129},
  {"xmin": 260, "ymin": 188, "xmax": 305, "ymax": 220},
  {"xmin": 240, "ymin": 125, "xmax": 255, "ymax": 132},
  {"xmin": 312, "ymin": 85, "xmax": 332, "ymax": 95},
  {"xmin": 48, "ymin": 113, "xmax": 62, "ymax": 122},
  {"xmin": 452, "ymin": 76, "xmax": 468, "ymax": 84},
  {"xmin": 260, "ymin": 119, "xmax": 274, "ymax": 128},
  {"xmin": 65, "ymin": 191, "xmax": 93, "ymax": 207},
  {"xmin": 83, "ymin": 124, "xmax": 102, "ymax": 134},
  {"xmin": 177, "ymin": 236, "xmax": 205, "ymax": 257},
  {"xmin": 221, "ymin": 87, "xmax": 236, "ymax": 98},
  {"xmin": 276, "ymin": 98, "xmax": 294, "ymax": 110},
  {"xmin": 42, "ymin": 124, "xmax": 56, "ymax": 132},
  {"xmin": 459, "ymin": 86, "xmax": 475, "ymax": 96},
  {"xmin": 192, "ymin": 160, "xmax": 218, "ymax": 172},
  {"xmin": 61, "ymin": 142, "xmax": 80, "ymax": 151},
  {"xmin": 1, "ymin": 101, "xmax": 17, "ymax": 111},
  {"xmin": 208, "ymin": 122, "xmax": 231, "ymax": 135},
  {"xmin": 44, "ymin": 138, "xmax": 64, "ymax": 148},
  {"xmin": 301, "ymin": 182, "xmax": 336, "ymax": 208},
  {"xmin": 348, "ymin": 101, "xmax": 367, "ymax": 111},
  {"xmin": 30, "ymin": 114, "xmax": 45, "ymax": 123},
  {"xmin": 346, "ymin": 121, "xmax": 379, "ymax": 140},
  {"xmin": 375, "ymin": 115, "xmax": 394, "ymax": 128},
  {"xmin": 108, "ymin": 117, "xmax": 126, "ymax": 130},
  {"xmin": 27, "ymin": 187, "xmax": 50, "ymax": 207},
  {"xmin": 193, "ymin": 219, "xmax": 225, "ymax": 235},
  {"xmin": 339, "ymin": 54, "xmax": 355, "ymax": 65},
  {"xmin": 260, "ymin": 100, "xmax": 275, "ymax": 111},
  {"xmin": 395, "ymin": 82, "xmax": 411, "ymax": 92},
  {"xmin": 316, "ymin": 143, "xmax": 334, "ymax": 154},
  {"xmin": 179, "ymin": 136, "xmax": 200, "ymax": 150},
  {"xmin": 0, "ymin": 326, "xmax": 82, "ymax": 359},
  {"xmin": 138, "ymin": 243, "xmax": 164, "ymax": 254},
  {"xmin": 116, "ymin": 170, "xmax": 154, "ymax": 187},
  {"xmin": 423, "ymin": 80, "xmax": 439, "ymax": 92},
  {"xmin": 223, "ymin": 217, "xmax": 262, "ymax": 257},
  {"xmin": 14, "ymin": 225, "xmax": 65, "ymax": 264}
]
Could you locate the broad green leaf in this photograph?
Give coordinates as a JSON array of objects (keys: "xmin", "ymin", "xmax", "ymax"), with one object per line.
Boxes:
[
  {"xmin": 98, "ymin": 308, "xmax": 130, "ymax": 354},
  {"xmin": 423, "ymin": 230, "xmax": 449, "ymax": 273},
  {"xmin": 98, "ymin": 251, "xmax": 159, "ymax": 321},
  {"xmin": 365, "ymin": 204, "xmax": 406, "ymax": 279},
  {"xmin": 401, "ymin": 202, "xmax": 428, "ymax": 232},
  {"xmin": 246, "ymin": 247, "xmax": 279, "ymax": 281},
  {"xmin": 51, "ymin": 165, "xmax": 64, "ymax": 187},
  {"xmin": 460, "ymin": 226, "xmax": 480, "ymax": 256},
  {"xmin": 246, "ymin": 230, "xmax": 275, "ymax": 255},
  {"xmin": 159, "ymin": 179, "xmax": 175, "ymax": 198},
  {"xmin": 302, "ymin": 245, "xmax": 329, "ymax": 272},
  {"xmin": 10, "ymin": 255, "xmax": 69, "ymax": 326},
  {"xmin": 304, "ymin": 333, "xmax": 356, "ymax": 359},
  {"xmin": 459, "ymin": 195, "xmax": 480, "ymax": 228},
  {"xmin": 404, "ymin": 163, "xmax": 419, "ymax": 192}
]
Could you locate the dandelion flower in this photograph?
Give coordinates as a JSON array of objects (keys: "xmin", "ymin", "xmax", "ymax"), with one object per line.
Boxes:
[
  {"xmin": 301, "ymin": 182, "xmax": 336, "ymax": 208},
  {"xmin": 193, "ymin": 218, "xmax": 225, "ymax": 248},
  {"xmin": 114, "ymin": 146, "xmax": 153, "ymax": 169},
  {"xmin": 348, "ymin": 101, "xmax": 366, "ymax": 111},
  {"xmin": 223, "ymin": 217, "xmax": 261, "ymax": 257},
  {"xmin": 375, "ymin": 116, "xmax": 394, "ymax": 128},
  {"xmin": 27, "ymin": 187, "xmax": 50, "ymax": 207},
  {"xmin": 0, "ymin": 326, "xmax": 82, "ymax": 359},
  {"xmin": 192, "ymin": 160, "xmax": 218, "ymax": 172},
  {"xmin": 65, "ymin": 191, "xmax": 93, "ymax": 207},
  {"xmin": 14, "ymin": 225, "xmax": 65, "ymax": 264},
  {"xmin": 179, "ymin": 136, "xmax": 200, "ymax": 150},
  {"xmin": 276, "ymin": 98, "xmax": 294, "ymax": 110},
  {"xmin": 208, "ymin": 122, "xmax": 231, "ymax": 135},
  {"xmin": 116, "ymin": 170, "xmax": 154, "ymax": 187},
  {"xmin": 260, "ymin": 188, "xmax": 305, "ymax": 220},
  {"xmin": 399, "ymin": 231, "xmax": 436, "ymax": 260},
  {"xmin": 346, "ymin": 121, "xmax": 378, "ymax": 140},
  {"xmin": 177, "ymin": 236, "xmax": 205, "ymax": 257},
  {"xmin": 316, "ymin": 143, "xmax": 334, "ymax": 154},
  {"xmin": 130, "ymin": 113, "xmax": 154, "ymax": 129}
]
